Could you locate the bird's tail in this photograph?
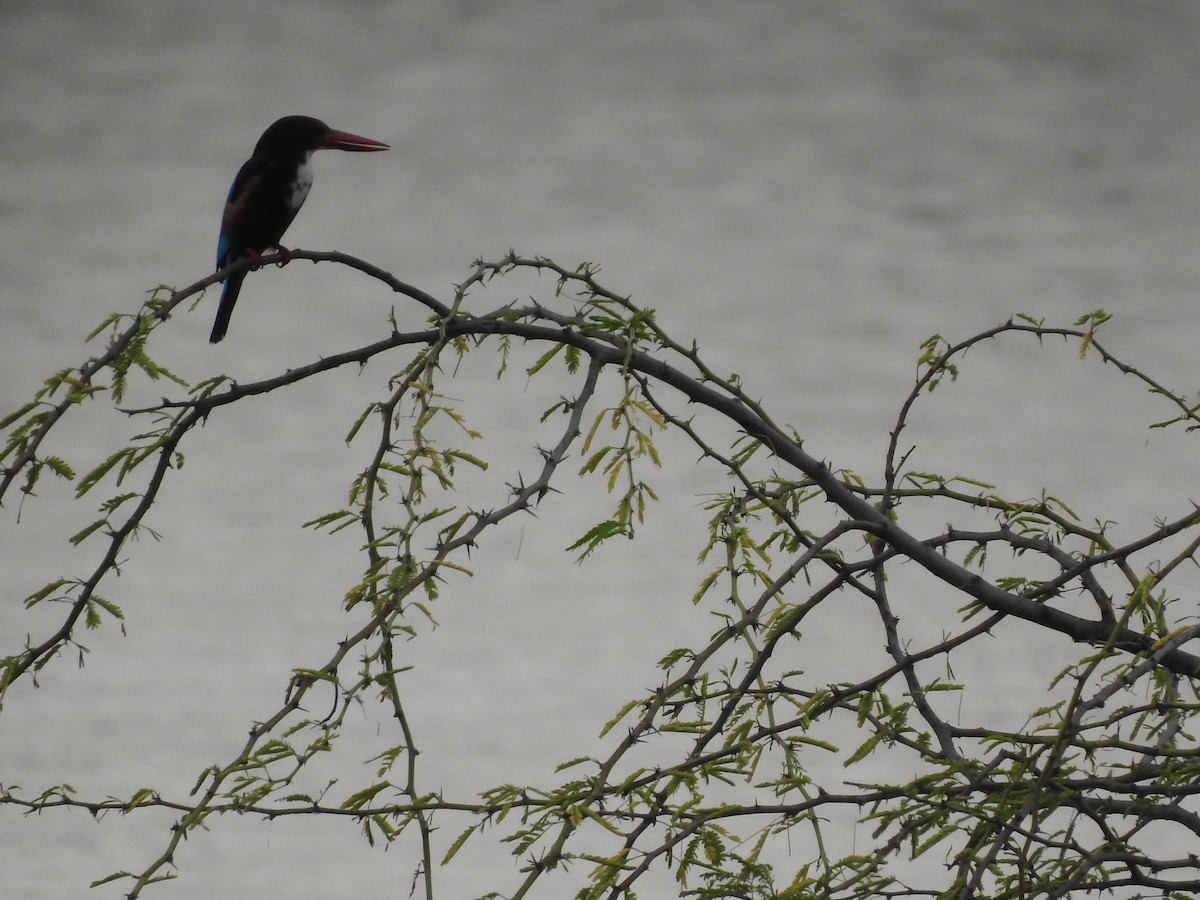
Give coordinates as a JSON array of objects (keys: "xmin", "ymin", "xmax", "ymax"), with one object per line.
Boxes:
[{"xmin": 209, "ymin": 271, "xmax": 245, "ymax": 343}]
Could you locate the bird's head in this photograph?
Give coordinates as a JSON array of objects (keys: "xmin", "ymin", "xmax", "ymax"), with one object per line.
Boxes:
[{"xmin": 254, "ymin": 115, "xmax": 390, "ymax": 156}]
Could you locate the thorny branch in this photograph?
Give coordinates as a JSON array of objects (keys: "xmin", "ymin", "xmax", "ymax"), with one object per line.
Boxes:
[{"xmin": 4, "ymin": 252, "xmax": 1200, "ymax": 899}]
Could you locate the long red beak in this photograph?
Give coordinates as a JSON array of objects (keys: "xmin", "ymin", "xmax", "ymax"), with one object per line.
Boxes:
[{"xmin": 321, "ymin": 129, "xmax": 390, "ymax": 152}]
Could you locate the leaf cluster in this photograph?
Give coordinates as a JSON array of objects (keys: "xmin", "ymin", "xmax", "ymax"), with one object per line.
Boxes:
[{"xmin": 4, "ymin": 253, "xmax": 1200, "ymax": 899}]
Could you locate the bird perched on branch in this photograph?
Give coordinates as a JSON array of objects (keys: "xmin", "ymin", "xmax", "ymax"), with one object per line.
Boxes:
[{"xmin": 210, "ymin": 115, "xmax": 389, "ymax": 343}]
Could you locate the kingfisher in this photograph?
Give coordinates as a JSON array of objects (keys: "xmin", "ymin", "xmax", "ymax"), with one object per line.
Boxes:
[{"xmin": 210, "ymin": 115, "xmax": 390, "ymax": 343}]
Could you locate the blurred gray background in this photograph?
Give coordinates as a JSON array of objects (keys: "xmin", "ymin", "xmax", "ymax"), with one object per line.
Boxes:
[{"xmin": 3, "ymin": 1, "xmax": 1200, "ymax": 897}]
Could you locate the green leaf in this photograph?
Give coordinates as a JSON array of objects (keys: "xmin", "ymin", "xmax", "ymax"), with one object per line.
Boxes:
[
  {"xmin": 0, "ymin": 401, "xmax": 40, "ymax": 430},
  {"xmin": 25, "ymin": 578, "xmax": 70, "ymax": 607},
  {"xmin": 342, "ymin": 782, "xmax": 391, "ymax": 810},
  {"xmin": 599, "ymin": 698, "xmax": 642, "ymax": 738},
  {"xmin": 845, "ymin": 731, "xmax": 884, "ymax": 766},
  {"xmin": 441, "ymin": 823, "xmax": 477, "ymax": 865},
  {"xmin": 69, "ymin": 518, "xmax": 109, "ymax": 546},
  {"xmin": 76, "ymin": 449, "xmax": 134, "ymax": 498},
  {"xmin": 526, "ymin": 342, "xmax": 564, "ymax": 376},
  {"xmin": 566, "ymin": 520, "xmax": 625, "ymax": 559}
]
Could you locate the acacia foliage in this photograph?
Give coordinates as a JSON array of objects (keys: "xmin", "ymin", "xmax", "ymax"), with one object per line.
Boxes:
[{"xmin": 3, "ymin": 252, "xmax": 1200, "ymax": 899}]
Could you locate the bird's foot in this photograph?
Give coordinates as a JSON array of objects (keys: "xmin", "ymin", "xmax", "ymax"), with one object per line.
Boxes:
[{"xmin": 242, "ymin": 246, "xmax": 292, "ymax": 271}]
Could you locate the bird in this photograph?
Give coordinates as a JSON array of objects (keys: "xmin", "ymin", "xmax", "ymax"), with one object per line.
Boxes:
[{"xmin": 210, "ymin": 115, "xmax": 389, "ymax": 343}]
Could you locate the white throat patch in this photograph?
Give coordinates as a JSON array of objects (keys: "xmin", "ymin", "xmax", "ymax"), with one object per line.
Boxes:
[{"xmin": 288, "ymin": 154, "xmax": 315, "ymax": 212}]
